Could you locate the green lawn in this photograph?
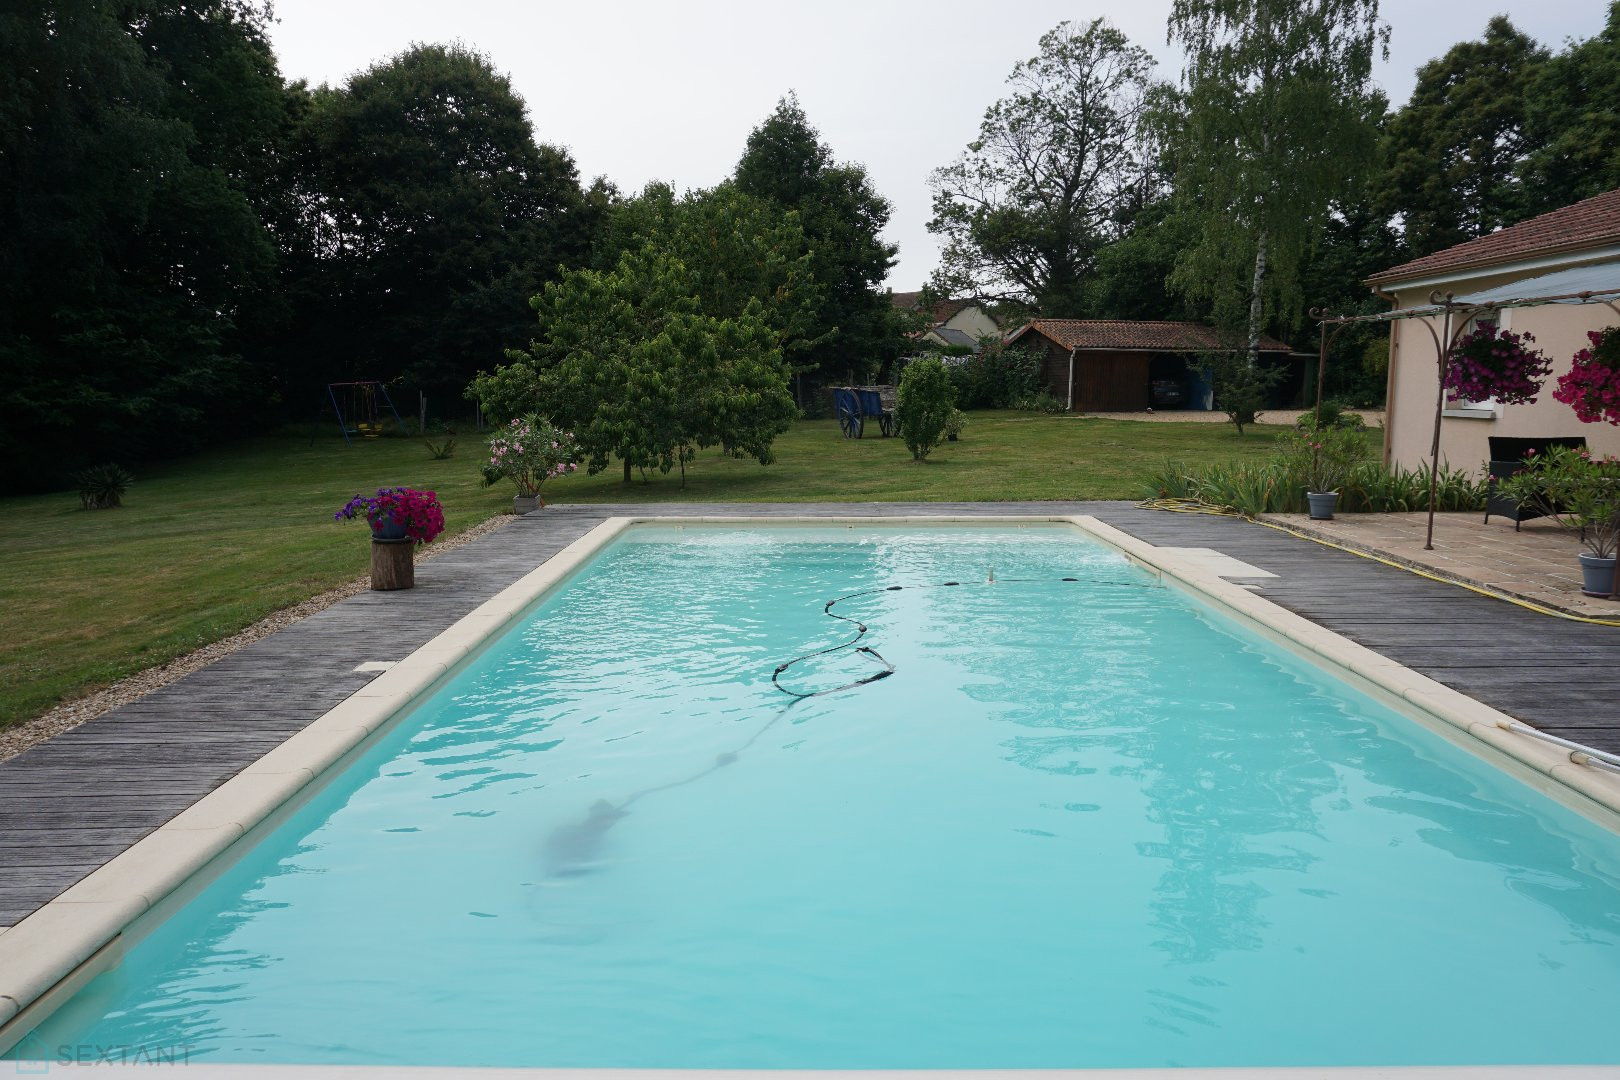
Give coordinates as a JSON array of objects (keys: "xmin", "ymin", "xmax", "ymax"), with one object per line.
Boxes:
[{"xmin": 0, "ymin": 413, "xmax": 1287, "ymax": 728}]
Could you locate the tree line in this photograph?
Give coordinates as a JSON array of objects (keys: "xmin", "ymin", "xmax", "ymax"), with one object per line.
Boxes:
[
  {"xmin": 928, "ymin": 2, "xmax": 1620, "ymax": 406},
  {"xmin": 0, "ymin": 3, "xmax": 902, "ymax": 491}
]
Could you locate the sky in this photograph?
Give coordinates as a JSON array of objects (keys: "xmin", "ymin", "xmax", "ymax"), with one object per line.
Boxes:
[{"xmin": 266, "ymin": 1, "xmax": 1611, "ymax": 290}]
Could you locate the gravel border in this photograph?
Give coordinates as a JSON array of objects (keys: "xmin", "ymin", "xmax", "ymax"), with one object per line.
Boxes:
[{"xmin": 0, "ymin": 513, "xmax": 517, "ymax": 764}]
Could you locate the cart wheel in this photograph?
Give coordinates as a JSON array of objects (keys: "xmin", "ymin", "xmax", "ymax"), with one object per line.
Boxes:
[{"xmin": 838, "ymin": 409, "xmax": 863, "ymax": 439}]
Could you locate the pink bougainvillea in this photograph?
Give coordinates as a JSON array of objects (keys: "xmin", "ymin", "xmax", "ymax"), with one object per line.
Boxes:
[
  {"xmin": 1442, "ymin": 324, "xmax": 1551, "ymax": 406},
  {"xmin": 1553, "ymin": 327, "xmax": 1620, "ymax": 426}
]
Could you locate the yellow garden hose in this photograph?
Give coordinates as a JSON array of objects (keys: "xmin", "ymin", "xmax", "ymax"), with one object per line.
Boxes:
[{"xmin": 1136, "ymin": 497, "xmax": 1620, "ymax": 628}]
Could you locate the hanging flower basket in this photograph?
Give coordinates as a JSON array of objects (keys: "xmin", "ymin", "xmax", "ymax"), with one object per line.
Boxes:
[
  {"xmin": 1552, "ymin": 326, "xmax": 1620, "ymax": 426},
  {"xmin": 1442, "ymin": 324, "xmax": 1551, "ymax": 406}
]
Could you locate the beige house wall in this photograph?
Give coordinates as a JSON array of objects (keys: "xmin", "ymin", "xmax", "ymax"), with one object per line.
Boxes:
[
  {"xmin": 941, "ymin": 305, "xmax": 1000, "ymax": 340},
  {"xmin": 1384, "ymin": 269, "xmax": 1620, "ymax": 472}
]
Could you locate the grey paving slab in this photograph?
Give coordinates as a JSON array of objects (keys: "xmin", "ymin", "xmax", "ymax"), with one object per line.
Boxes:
[{"xmin": 0, "ymin": 500, "xmax": 1615, "ymax": 930}]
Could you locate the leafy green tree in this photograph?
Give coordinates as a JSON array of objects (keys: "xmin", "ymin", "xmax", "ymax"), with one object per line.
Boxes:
[
  {"xmin": 297, "ymin": 44, "xmax": 596, "ymax": 397},
  {"xmin": 895, "ymin": 357, "xmax": 958, "ymax": 462},
  {"xmin": 0, "ymin": 0, "xmax": 292, "ymax": 491},
  {"xmin": 1083, "ymin": 197, "xmax": 1198, "ymax": 320},
  {"xmin": 1520, "ymin": 3, "xmax": 1620, "ymax": 213},
  {"xmin": 468, "ymin": 249, "xmax": 795, "ymax": 483},
  {"xmin": 595, "ymin": 181, "xmax": 827, "ymax": 367},
  {"xmin": 928, "ymin": 19, "xmax": 1164, "ymax": 315},
  {"xmin": 1165, "ymin": 0, "xmax": 1388, "ymax": 364},
  {"xmin": 734, "ymin": 96, "xmax": 904, "ymax": 391},
  {"xmin": 1376, "ymin": 17, "xmax": 1547, "ymax": 257}
]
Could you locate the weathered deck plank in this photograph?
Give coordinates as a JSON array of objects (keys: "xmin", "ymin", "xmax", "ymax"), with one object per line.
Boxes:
[{"xmin": 1, "ymin": 500, "xmax": 1615, "ymax": 928}]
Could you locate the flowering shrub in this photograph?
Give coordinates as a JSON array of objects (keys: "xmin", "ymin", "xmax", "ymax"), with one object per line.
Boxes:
[
  {"xmin": 334, "ymin": 487, "xmax": 445, "ymax": 544},
  {"xmin": 481, "ymin": 414, "xmax": 579, "ymax": 504},
  {"xmin": 1276, "ymin": 423, "xmax": 1371, "ymax": 494},
  {"xmin": 1442, "ymin": 324, "xmax": 1550, "ymax": 406},
  {"xmin": 1552, "ymin": 327, "xmax": 1620, "ymax": 425},
  {"xmin": 1499, "ymin": 444, "xmax": 1620, "ymax": 558}
]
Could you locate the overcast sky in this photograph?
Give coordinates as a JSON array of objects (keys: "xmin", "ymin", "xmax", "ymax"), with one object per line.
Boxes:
[{"xmin": 266, "ymin": 1, "xmax": 1609, "ymax": 290}]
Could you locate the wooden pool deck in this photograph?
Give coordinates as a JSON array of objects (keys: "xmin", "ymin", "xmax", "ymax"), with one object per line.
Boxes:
[{"xmin": 2, "ymin": 501, "xmax": 1617, "ymax": 929}]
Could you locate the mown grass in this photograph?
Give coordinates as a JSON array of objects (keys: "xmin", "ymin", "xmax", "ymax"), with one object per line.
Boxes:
[{"xmin": 0, "ymin": 413, "xmax": 1288, "ymax": 727}]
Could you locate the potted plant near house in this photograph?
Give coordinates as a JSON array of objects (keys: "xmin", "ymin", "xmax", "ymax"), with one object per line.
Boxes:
[
  {"xmin": 943, "ymin": 408, "xmax": 967, "ymax": 443},
  {"xmin": 1279, "ymin": 423, "xmax": 1369, "ymax": 520},
  {"xmin": 1500, "ymin": 444, "xmax": 1620, "ymax": 597},
  {"xmin": 334, "ymin": 487, "xmax": 446, "ymax": 590},
  {"xmin": 481, "ymin": 414, "xmax": 579, "ymax": 512}
]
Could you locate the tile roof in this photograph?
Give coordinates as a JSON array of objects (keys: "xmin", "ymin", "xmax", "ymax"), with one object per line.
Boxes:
[
  {"xmin": 1009, "ymin": 319, "xmax": 1291, "ymax": 352},
  {"xmin": 1367, "ymin": 187, "xmax": 1620, "ymax": 285},
  {"xmin": 890, "ymin": 291, "xmax": 980, "ymax": 324}
]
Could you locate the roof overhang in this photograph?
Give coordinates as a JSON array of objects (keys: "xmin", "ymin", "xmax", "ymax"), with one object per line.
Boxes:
[
  {"xmin": 1382, "ymin": 260, "xmax": 1620, "ymax": 318},
  {"xmin": 1366, "ymin": 242, "xmax": 1620, "ymax": 294}
]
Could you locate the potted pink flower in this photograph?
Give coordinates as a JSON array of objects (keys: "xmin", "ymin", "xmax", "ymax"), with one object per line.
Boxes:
[
  {"xmin": 481, "ymin": 414, "xmax": 579, "ymax": 512},
  {"xmin": 333, "ymin": 487, "xmax": 445, "ymax": 591},
  {"xmin": 334, "ymin": 487, "xmax": 445, "ymax": 544}
]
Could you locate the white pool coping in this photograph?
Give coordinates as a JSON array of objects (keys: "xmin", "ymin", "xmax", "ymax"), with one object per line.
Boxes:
[{"xmin": 3, "ymin": 514, "xmax": 1619, "ymax": 1075}]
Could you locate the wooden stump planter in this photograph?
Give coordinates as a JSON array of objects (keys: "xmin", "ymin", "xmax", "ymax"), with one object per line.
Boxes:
[{"xmin": 370, "ymin": 538, "xmax": 415, "ymax": 591}]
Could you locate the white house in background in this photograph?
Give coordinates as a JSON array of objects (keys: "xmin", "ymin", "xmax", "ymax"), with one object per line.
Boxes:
[
  {"xmin": 1369, "ymin": 187, "xmax": 1620, "ymax": 471},
  {"xmin": 890, "ymin": 292, "xmax": 1001, "ymax": 350}
]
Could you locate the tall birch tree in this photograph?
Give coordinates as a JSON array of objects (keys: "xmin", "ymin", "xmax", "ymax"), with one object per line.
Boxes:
[{"xmin": 1166, "ymin": 0, "xmax": 1388, "ymax": 362}]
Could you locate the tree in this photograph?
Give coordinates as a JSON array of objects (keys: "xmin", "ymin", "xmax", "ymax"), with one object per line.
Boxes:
[
  {"xmin": 1519, "ymin": 3, "xmax": 1620, "ymax": 214},
  {"xmin": 296, "ymin": 45, "xmax": 595, "ymax": 397},
  {"xmin": 1083, "ymin": 197, "xmax": 1199, "ymax": 320},
  {"xmin": 734, "ymin": 96, "xmax": 903, "ymax": 391},
  {"xmin": 927, "ymin": 19, "xmax": 1163, "ymax": 315},
  {"xmin": 1376, "ymin": 17, "xmax": 1547, "ymax": 258},
  {"xmin": 0, "ymin": 0, "xmax": 292, "ymax": 491},
  {"xmin": 467, "ymin": 248, "xmax": 796, "ymax": 483},
  {"xmin": 1165, "ymin": 0, "xmax": 1388, "ymax": 364},
  {"xmin": 595, "ymin": 181, "xmax": 827, "ymax": 368}
]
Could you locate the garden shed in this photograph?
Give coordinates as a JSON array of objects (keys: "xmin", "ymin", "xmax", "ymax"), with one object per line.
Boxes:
[{"xmin": 1004, "ymin": 319, "xmax": 1293, "ymax": 411}]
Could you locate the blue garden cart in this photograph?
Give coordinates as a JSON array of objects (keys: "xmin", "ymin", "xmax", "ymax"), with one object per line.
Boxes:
[{"xmin": 833, "ymin": 386, "xmax": 898, "ymax": 439}]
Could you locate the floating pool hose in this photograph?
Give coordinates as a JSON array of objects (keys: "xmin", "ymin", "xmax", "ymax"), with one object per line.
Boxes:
[
  {"xmin": 770, "ymin": 574, "xmax": 1159, "ymax": 700},
  {"xmin": 545, "ymin": 570, "xmax": 1160, "ymax": 866}
]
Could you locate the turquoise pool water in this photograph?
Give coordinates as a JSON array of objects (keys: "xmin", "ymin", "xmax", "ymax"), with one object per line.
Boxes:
[{"xmin": 11, "ymin": 525, "xmax": 1620, "ymax": 1068}]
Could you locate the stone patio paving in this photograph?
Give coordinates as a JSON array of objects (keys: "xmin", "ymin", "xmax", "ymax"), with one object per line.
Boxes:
[{"xmin": 1261, "ymin": 509, "xmax": 1620, "ymax": 620}]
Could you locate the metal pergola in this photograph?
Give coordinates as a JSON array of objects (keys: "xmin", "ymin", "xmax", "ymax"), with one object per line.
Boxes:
[{"xmin": 1310, "ymin": 277, "xmax": 1620, "ymax": 551}]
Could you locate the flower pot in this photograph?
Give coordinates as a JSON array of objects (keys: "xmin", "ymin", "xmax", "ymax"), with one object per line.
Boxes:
[
  {"xmin": 1578, "ymin": 552, "xmax": 1617, "ymax": 598},
  {"xmin": 1307, "ymin": 491, "xmax": 1340, "ymax": 520},
  {"xmin": 513, "ymin": 494, "xmax": 540, "ymax": 515},
  {"xmin": 370, "ymin": 518, "xmax": 408, "ymax": 541}
]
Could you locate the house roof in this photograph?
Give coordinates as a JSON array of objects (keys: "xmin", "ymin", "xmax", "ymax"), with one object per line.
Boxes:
[
  {"xmin": 890, "ymin": 291, "xmax": 980, "ymax": 325},
  {"xmin": 1367, "ymin": 187, "xmax": 1620, "ymax": 286},
  {"xmin": 931, "ymin": 327, "xmax": 978, "ymax": 348},
  {"xmin": 1007, "ymin": 319, "xmax": 1291, "ymax": 353}
]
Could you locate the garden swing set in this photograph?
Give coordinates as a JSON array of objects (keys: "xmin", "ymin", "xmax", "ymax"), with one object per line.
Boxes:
[{"xmin": 313, "ymin": 381, "xmax": 408, "ymax": 446}]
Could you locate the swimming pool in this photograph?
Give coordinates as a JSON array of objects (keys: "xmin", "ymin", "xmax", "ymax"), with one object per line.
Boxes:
[{"xmin": 5, "ymin": 521, "xmax": 1620, "ymax": 1069}]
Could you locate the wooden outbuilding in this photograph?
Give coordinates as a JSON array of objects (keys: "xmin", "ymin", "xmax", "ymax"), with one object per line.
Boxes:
[{"xmin": 1005, "ymin": 320, "xmax": 1293, "ymax": 411}]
